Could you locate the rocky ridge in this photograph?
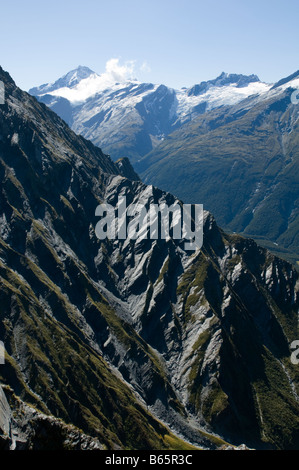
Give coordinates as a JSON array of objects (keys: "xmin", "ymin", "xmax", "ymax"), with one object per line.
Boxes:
[{"xmin": 0, "ymin": 66, "xmax": 299, "ymax": 450}]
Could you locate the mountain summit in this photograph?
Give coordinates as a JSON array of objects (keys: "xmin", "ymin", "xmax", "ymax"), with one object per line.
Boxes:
[
  {"xmin": 29, "ymin": 65, "xmax": 96, "ymax": 96},
  {"xmin": 187, "ymin": 72, "xmax": 261, "ymax": 96}
]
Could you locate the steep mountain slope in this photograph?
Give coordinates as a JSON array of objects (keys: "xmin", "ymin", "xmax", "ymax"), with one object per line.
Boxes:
[
  {"xmin": 29, "ymin": 67, "xmax": 270, "ymax": 166},
  {"xmin": 140, "ymin": 72, "xmax": 299, "ymax": 265},
  {"xmin": 0, "ymin": 66, "xmax": 202, "ymax": 451},
  {"xmin": 1, "ymin": 66, "xmax": 299, "ymax": 450}
]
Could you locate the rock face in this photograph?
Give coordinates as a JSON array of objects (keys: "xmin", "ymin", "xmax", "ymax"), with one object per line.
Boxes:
[
  {"xmin": 115, "ymin": 157, "xmax": 141, "ymax": 181},
  {"xmin": 1, "ymin": 66, "xmax": 299, "ymax": 450},
  {"xmin": 0, "ymin": 385, "xmax": 11, "ymax": 448}
]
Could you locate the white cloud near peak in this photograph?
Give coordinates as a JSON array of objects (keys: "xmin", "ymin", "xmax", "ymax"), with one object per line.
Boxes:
[{"xmin": 104, "ymin": 58, "xmax": 137, "ymax": 82}]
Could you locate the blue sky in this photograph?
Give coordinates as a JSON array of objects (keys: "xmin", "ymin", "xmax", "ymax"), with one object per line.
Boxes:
[{"xmin": 1, "ymin": 0, "xmax": 299, "ymax": 91}]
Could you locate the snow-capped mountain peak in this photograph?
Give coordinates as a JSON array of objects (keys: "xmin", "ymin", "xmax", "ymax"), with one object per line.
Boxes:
[
  {"xmin": 41, "ymin": 72, "xmax": 131, "ymax": 104},
  {"xmin": 175, "ymin": 74, "xmax": 271, "ymax": 122},
  {"xmin": 186, "ymin": 72, "xmax": 261, "ymax": 97},
  {"xmin": 61, "ymin": 65, "xmax": 96, "ymax": 87},
  {"xmin": 30, "ymin": 62, "xmax": 141, "ymax": 105},
  {"xmin": 29, "ymin": 65, "xmax": 96, "ymax": 97}
]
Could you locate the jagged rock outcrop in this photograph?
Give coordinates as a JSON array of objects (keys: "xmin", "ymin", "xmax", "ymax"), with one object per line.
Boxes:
[{"xmin": 115, "ymin": 157, "xmax": 140, "ymax": 181}]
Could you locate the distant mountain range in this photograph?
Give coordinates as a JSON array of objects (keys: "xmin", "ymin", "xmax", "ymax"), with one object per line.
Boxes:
[
  {"xmin": 30, "ymin": 67, "xmax": 299, "ymax": 266},
  {"xmin": 29, "ymin": 66, "xmax": 271, "ymax": 166},
  {"xmin": 1, "ymin": 65, "xmax": 299, "ymax": 450},
  {"xmin": 139, "ymin": 71, "xmax": 299, "ymax": 265}
]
